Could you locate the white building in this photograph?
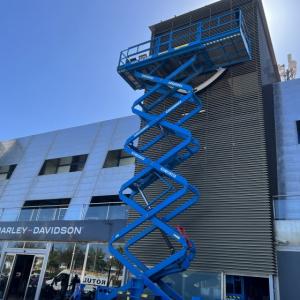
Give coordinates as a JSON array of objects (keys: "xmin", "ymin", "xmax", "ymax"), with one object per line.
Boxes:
[
  {"xmin": 273, "ymin": 78, "xmax": 300, "ymax": 300},
  {"xmin": 0, "ymin": 115, "xmax": 139, "ymax": 300}
]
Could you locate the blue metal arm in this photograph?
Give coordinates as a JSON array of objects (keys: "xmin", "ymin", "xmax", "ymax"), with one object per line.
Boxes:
[
  {"xmin": 104, "ymin": 56, "xmax": 201, "ymax": 300},
  {"xmin": 91, "ymin": 8, "xmax": 251, "ymax": 300}
]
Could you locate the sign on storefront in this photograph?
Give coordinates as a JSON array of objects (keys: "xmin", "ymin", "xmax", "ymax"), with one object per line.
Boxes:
[
  {"xmin": 82, "ymin": 275, "xmax": 108, "ymax": 286},
  {"xmin": 0, "ymin": 219, "xmax": 125, "ymax": 242}
]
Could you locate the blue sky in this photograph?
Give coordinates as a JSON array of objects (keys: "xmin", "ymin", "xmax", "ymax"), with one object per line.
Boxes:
[{"xmin": 0, "ymin": 0, "xmax": 299, "ymax": 140}]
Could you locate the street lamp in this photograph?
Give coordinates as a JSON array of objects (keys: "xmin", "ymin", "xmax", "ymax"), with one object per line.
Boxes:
[
  {"xmin": 182, "ymin": 273, "xmax": 188, "ymax": 298},
  {"xmin": 106, "ymin": 255, "xmax": 113, "ymax": 287}
]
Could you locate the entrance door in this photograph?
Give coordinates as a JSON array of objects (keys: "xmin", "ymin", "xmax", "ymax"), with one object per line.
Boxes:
[
  {"xmin": 0, "ymin": 255, "xmax": 15, "ymax": 299},
  {"xmin": 6, "ymin": 255, "xmax": 34, "ymax": 300},
  {"xmin": 24, "ymin": 256, "xmax": 45, "ymax": 300}
]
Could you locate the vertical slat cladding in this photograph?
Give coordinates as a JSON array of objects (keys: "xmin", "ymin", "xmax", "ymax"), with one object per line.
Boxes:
[{"xmin": 129, "ymin": 0, "xmax": 276, "ymax": 275}]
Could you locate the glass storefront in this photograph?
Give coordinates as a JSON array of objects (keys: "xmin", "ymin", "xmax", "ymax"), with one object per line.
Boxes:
[
  {"xmin": 0, "ymin": 241, "xmax": 124, "ymax": 300},
  {"xmin": 165, "ymin": 270, "xmax": 222, "ymax": 300},
  {"xmin": 84, "ymin": 243, "xmax": 124, "ymax": 288},
  {"xmin": 40, "ymin": 242, "xmax": 87, "ymax": 299},
  {"xmin": 0, "ymin": 241, "xmax": 123, "ymax": 300},
  {"xmin": 0, "ymin": 242, "xmax": 222, "ymax": 300}
]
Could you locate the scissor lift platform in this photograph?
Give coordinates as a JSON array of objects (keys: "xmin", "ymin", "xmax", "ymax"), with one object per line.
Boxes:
[
  {"xmin": 101, "ymin": 8, "xmax": 252, "ymax": 300},
  {"xmin": 118, "ymin": 9, "xmax": 251, "ymax": 90}
]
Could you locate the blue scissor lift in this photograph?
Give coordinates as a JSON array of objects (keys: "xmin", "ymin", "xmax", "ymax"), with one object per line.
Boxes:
[{"xmin": 88, "ymin": 9, "xmax": 251, "ymax": 300}]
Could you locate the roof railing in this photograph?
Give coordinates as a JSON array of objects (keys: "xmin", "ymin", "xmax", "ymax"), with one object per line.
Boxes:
[
  {"xmin": 118, "ymin": 9, "xmax": 249, "ymax": 69},
  {"xmin": 0, "ymin": 203, "xmax": 128, "ymax": 222}
]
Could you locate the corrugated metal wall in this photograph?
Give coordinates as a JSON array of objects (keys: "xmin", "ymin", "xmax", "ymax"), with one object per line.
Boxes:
[{"xmin": 129, "ymin": 0, "xmax": 277, "ymax": 276}]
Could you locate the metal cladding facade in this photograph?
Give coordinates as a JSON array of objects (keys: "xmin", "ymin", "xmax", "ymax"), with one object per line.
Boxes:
[
  {"xmin": 130, "ymin": 0, "xmax": 279, "ymax": 276},
  {"xmin": 0, "ymin": 116, "xmax": 138, "ymax": 221}
]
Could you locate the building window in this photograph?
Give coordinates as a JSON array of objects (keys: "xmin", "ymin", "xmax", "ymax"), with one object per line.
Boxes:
[
  {"xmin": 39, "ymin": 154, "xmax": 88, "ymax": 175},
  {"xmin": 103, "ymin": 149, "xmax": 135, "ymax": 168},
  {"xmin": 0, "ymin": 164, "xmax": 16, "ymax": 180},
  {"xmin": 226, "ymin": 275, "xmax": 270, "ymax": 299},
  {"xmin": 165, "ymin": 271, "xmax": 222, "ymax": 299},
  {"xmin": 18, "ymin": 198, "xmax": 70, "ymax": 221},
  {"xmin": 226, "ymin": 275, "xmax": 242, "ymax": 295},
  {"xmin": 85, "ymin": 195, "xmax": 127, "ymax": 220},
  {"xmin": 297, "ymin": 121, "xmax": 300, "ymax": 143}
]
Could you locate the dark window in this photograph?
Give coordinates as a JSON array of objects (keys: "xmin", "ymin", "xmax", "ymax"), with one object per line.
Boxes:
[
  {"xmin": 18, "ymin": 198, "xmax": 70, "ymax": 221},
  {"xmin": 85, "ymin": 195, "xmax": 127, "ymax": 220},
  {"xmin": 103, "ymin": 150, "xmax": 135, "ymax": 168},
  {"xmin": 0, "ymin": 164, "xmax": 16, "ymax": 180},
  {"xmin": 297, "ymin": 121, "xmax": 300, "ymax": 143},
  {"xmin": 226, "ymin": 275, "xmax": 242, "ymax": 295},
  {"xmin": 39, "ymin": 154, "xmax": 88, "ymax": 175}
]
